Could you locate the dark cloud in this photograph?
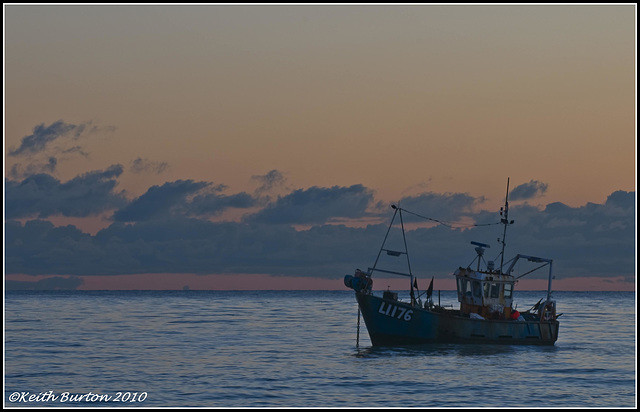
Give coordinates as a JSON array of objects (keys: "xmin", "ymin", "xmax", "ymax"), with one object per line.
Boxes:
[
  {"xmin": 112, "ymin": 180, "xmax": 257, "ymax": 222},
  {"xmin": 5, "ymin": 165, "xmax": 127, "ymax": 219},
  {"xmin": 187, "ymin": 191, "xmax": 256, "ymax": 216},
  {"xmin": 8, "ymin": 157, "xmax": 58, "ymax": 179},
  {"xmin": 4, "ymin": 217, "xmax": 383, "ymax": 276},
  {"xmin": 8, "ymin": 120, "xmax": 117, "ymax": 181},
  {"xmin": 5, "ymin": 164, "xmax": 258, "ymax": 223},
  {"xmin": 9, "ymin": 120, "xmax": 81, "ymax": 156},
  {"xmin": 509, "ymin": 180, "xmax": 548, "ymax": 201},
  {"xmin": 112, "ymin": 180, "xmax": 211, "ymax": 222},
  {"xmin": 130, "ymin": 157, "xmax": 169, "ymax": 174},
  {"xmin": 62, "ymin": 145, "xmax": 90, "ymax": 157},
  {"xmin": 5, "ymin": 219, "xmax": 95, "ymax": 275},
  {"xmin": 245, "ymin": 184, "xmax": 375, "ymax": 224},
  {"xmin": 4, "ymin": 190, "xmax": 634, "ymax": 279},
  {"xmin": 251, "ymin": 169, "xmax": 286, "ymax": 194},
  {"xmin": 44, "ymin": 156, "xmax": 57, "ymax": 172},
  {"xmin": 395, "ymin": 192, "xmax": 485, "ymax": 223},
  {"xmin": 9, "ymin": 119, "xmax": 114, "ymax": 157},
  {"xmin": 4, "ymin": 174, "xmax": 635, "ymax": 282},
  {"xmin": 487, "ymin": 192, "xmax": 636, "ymax": 278},
  {"xmin": 605, "ymin": 190, "xmax": 634, "ymax": 210}
]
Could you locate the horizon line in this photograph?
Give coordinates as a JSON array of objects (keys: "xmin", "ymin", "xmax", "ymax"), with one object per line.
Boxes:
[{"xmin": 5, "ymin": 273, "xmax": 635, "ymax": 292}]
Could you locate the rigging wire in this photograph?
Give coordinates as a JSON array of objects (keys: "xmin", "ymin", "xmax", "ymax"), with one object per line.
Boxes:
[
  {"xmin": 396, "ymin": 207, "xmax": 502, "ymax": 229},
  {"xmin": 515, "ymin": 263, "xmax": 550, "ymax": 280}
]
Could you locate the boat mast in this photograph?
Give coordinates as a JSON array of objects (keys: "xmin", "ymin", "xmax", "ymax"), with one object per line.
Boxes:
[
  {"xmin": 368, "ymin": 205, "xmax": 417, "ymax": 301},
  {"xmin": 499, "ymin": 178, "xmax": 513, "ymax": 274},
  {"xmin": 370, "ymin": 206, "xmax": 399, "ymax": 273},
  {"xmin": 398, "ymin": 207, "xmax": 415, "ymax": 303}
]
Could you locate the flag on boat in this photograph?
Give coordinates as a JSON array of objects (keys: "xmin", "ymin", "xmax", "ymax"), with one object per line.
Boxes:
[{"xmin": 426, "ymin": 276, "xmax": 434, "ymax": 299}]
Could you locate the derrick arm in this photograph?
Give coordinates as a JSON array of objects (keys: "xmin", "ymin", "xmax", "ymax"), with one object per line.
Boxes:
[{"xmin": 506, "ymin": 254, "xmax": 554, "ymax": 301}]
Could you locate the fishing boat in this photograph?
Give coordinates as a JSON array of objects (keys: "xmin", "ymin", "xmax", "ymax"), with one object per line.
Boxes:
[{"xmin": 344, "ymin": 179, "xmax": 560, "ymax": 346}]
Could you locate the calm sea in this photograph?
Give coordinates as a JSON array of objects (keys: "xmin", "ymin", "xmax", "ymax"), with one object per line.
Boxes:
[{"xmin": 4, "ymin": 290, "xmax": 636, "ymax": 408}]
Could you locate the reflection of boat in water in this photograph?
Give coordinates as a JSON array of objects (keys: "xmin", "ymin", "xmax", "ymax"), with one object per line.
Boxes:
[{"xmin": 344, "ymin": 179, "xmax": 560, "ymax": 346}]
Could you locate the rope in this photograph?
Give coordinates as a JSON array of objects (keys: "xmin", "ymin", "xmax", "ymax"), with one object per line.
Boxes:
[
  {"xmin": 398, "ymin": 207, "xmax": 501, "ymax": 229},
  {"xmin": 515, "ymin": 262, "xmax": 550, "ymax": 280},
  {"xmin": 356, "ymin": 306, "xmax": 361, "ymax": 347}
]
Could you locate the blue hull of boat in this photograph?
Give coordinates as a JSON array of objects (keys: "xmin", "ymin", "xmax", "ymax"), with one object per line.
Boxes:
[{"xmin": 356, "ymin": 293, "xmax": 559, "ymax": 346}]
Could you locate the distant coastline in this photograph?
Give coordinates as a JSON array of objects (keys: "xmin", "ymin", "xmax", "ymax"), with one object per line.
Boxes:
[{"xmin": 5, "ymin": 273, "xmax": 635, "ymax": 293}]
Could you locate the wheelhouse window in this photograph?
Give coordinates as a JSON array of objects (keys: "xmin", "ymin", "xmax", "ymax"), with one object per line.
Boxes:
[
  {"xmin": 472, "ymin": 281, "xmax": 482, "ymax": 297},
  {"xmin": 504, "ymin": 283, "xmax": 513, "ymax": 299},
  {"xmin": 490, "ymin": 283, "xmax": 500, "ymax": 299},
  {"xmin": 457, "ymin": 278, "xmax": 473, "ymax": 298},
  {"xmin": 457, "ymin": 278, "xmax": 464, "ymax": 295}
]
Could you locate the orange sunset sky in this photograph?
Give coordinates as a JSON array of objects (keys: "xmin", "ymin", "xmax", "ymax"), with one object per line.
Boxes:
[{"xmin": 4, "ymin": 4, "xmax": 636, "ymax": 291}]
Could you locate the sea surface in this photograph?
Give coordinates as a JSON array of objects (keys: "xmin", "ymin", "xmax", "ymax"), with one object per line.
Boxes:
[{"xmin": 4, "ymin": 290, "xmax": 636, "ymax": 408}]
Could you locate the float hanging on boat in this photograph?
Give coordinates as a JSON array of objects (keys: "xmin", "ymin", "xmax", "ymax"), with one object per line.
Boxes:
[{"xmin": 344, "ymin": 179, "xmax": 560, "ymax": 346}]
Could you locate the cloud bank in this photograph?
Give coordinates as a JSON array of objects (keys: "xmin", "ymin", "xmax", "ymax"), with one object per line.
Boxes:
[
  {"xmin": 111, "ymin": 180, "xmax": 257, "ymax": 222},
  {"xmin": 4, "ymin": 171, "xmax": 635, "ymax": 281},
  {"xmin": 246, "ymin": 184, "xmax": 377, "ymax": 225},
  {"xmin": 5, "ymin": 165, "xmax": 127, "ymax": 219},
  {"xmin": 4, "ymin": 120, "xmax": 635, "ymax": 282}
]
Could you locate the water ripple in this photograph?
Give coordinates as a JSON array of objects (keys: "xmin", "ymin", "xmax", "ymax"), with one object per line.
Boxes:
[{"xmin": 4, "ymin": 290, "xmax": 636, "ymax": 407}]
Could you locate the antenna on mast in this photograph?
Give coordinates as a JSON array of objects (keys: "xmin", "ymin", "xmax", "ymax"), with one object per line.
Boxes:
[{"xmin": 499, "ymin": 178, "xmax": 514, "ymax": 273}]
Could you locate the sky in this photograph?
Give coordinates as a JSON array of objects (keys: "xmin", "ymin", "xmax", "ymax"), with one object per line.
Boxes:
[{"xmin": 4, "ymin": 4, "xmax": 636, "ymax": 291}]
